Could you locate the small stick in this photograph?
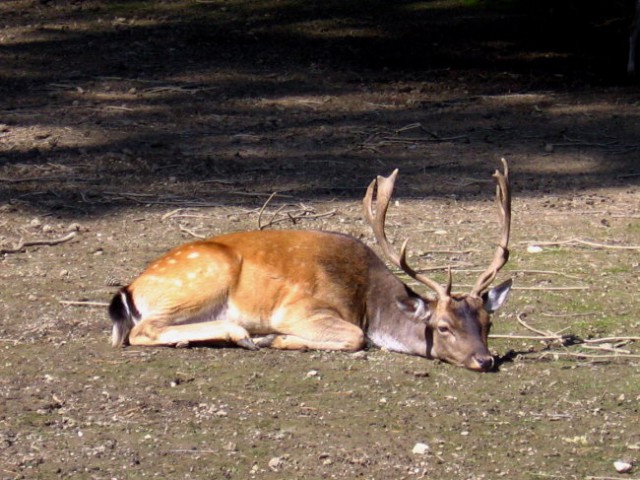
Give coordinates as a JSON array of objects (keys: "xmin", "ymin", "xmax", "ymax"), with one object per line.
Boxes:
[
  {"xmin": 0, "ymin": 232, "xmax": 77, "ymax": 254},
  {"xmin": 512, "ymin": 269, "xmax": 582, "ymax": 280},
  {"xmin": 161, "ymin": 208, "xmax": 186, "ymax": 220},
  {"xmin": 515, "ymin": 286, "xmax": 589, "ymax": 291},
  {"xmin": 59, "ymin": 300, "xmax": 109, "ymax": 307},
  {"xmin": 540, "ymin": 312, "xmax": 598, "ymax": 318},
  {"xmin": 538, "ymin": 351, "xmax": 640, "ymax": 360},
  {"xmin": 258, "ymin": 192, "xmax": 278, "ymax": 230},
  {"xmin": 517, "ymin": 313, "xmax": 557, "ymax": 338},
  {"xmin": 453, "ymin": 284, "xmax": 589, "ymax": 291},
  {"xmin": 587, "ymin": 476, "xmax": 640, "ymax": 480},
  {"xmin": 178, "ymin": 225, "xmax": 206, "ymax": 239},
  {"xmin": 165, "ymin": 449, "xmax": 218, "ymax": 454},
  {"xmin": 522, "ymin": 238, "xmax": 640, "ymax": 250},
  {"xmin": 582, "ymin": 344, "xmax": 631, "ymax": 354},
  {"xmin": 490, "ymin": 334, "xmax": 567, "ymax": 341},
  {"xmin": 583, "ymin": 336, "xmax": 640, "ymax": 344}
]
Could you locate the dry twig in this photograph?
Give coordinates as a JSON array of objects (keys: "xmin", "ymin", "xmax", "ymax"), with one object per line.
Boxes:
[
  {"xmin": 522, "ymin": 238, "xmax": 640, "ymax": 250},
  {"xmin": 178, "ymin": 224, "xmax": 206, "ymax": 239},
  {"xmin": 59, "ymin": 300, "xmax": 109, "ymax": 308},
  {"xmin": 0, "ymin": 231, "xmax": 77, "ymax": 255},
  {"xmin": 258, "ymin": 192, "xmax": 279, "ymax": 230},
  {"xmin": 492, "ymin": 312, "xmax": 640, "ymax": 362}
]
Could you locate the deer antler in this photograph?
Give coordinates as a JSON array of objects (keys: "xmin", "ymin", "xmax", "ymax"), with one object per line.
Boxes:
[
  {"xmin": 470, "ymin": 158, "xmax": 511, "ymax": 297},
  {"xmin": 363, "ymin": 169, "xmax": 451, "ymax": 299}
]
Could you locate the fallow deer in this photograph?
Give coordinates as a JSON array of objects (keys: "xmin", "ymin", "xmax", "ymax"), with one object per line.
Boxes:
[{"xmin": 109, "ymin": 159, "xmax": 512, "ymax": 371}]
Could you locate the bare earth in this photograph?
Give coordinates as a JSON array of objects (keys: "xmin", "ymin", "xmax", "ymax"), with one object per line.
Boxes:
[{"xmin": 1, "ymin": 1, "xmax": 639, "ymax": 479}]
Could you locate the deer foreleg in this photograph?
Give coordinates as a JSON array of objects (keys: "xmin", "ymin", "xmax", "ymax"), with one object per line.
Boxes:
[{"xmin": 259, "ymin": 308, "xmax": 365, "ymax": 352}]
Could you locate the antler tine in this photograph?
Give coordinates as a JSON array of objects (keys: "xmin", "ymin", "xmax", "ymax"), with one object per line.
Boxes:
[
  {"xmin": 470, "ymin": 158, "xmax": 511, "ymax": 297},
  {"xmin": 363, "ymin": 170, "xmax": 450, "ymax": 299}
]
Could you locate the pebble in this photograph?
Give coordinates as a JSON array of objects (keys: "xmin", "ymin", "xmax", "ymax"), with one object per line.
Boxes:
[
  {"xmin": 527, "ymin": 245, "xmax": 543, "ymax": 253},
  {"xmin": 412, "ymin": 442, "xmax": 430, "ymax": 455},
  {"xmin": 614, "ymin": 460, "xmax": 633, "ymax": 473},
  {"xmin": 268, "ymin": 456, "xmax": 284, "ymax": 471}
]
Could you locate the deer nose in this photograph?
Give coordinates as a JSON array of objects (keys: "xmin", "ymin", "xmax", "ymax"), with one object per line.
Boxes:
[{"xmin": 472, "ymin": 354, "xmax": 495, "ymax": 371}]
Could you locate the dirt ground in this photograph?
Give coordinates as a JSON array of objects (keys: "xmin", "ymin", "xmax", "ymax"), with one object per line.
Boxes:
[{"xmin": 1, "ymin": 1, "xmax": 639, "ymax": 479}]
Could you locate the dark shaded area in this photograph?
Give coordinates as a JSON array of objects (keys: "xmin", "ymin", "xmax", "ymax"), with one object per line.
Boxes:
[{"xmin": 1, "ymin": 0, "xmax": 639, "ymax": 217}]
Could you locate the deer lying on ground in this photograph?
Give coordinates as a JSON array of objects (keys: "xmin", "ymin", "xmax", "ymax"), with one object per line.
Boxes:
[{"xmin": 109, "ymin": 160, "xmax": 512, "ymax": 371}]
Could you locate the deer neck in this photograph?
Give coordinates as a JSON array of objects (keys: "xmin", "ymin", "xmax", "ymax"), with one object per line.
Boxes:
[{"xmin": 365, "ymin": 271, "xmax": 429, "ymax": 357}]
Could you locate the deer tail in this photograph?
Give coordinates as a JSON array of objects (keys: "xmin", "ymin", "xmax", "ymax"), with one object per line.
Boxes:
[{"xmin": 108, "ymin": 287, "xmax": 138, "ymax": 347}]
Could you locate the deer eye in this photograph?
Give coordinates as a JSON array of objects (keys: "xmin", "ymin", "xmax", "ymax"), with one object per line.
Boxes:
[{"xmin": 437, "ymin": 325, "xmax": 450, "ymax": 334}]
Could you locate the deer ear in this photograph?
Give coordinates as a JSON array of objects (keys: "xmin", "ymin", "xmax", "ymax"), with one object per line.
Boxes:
[
  {"xmin": 482, "ymin": 279, "xmax": 512, "ymax": 313},
  {"xmin": 396, "ymin": 296, "xmax": 430, "ymax": 321}
]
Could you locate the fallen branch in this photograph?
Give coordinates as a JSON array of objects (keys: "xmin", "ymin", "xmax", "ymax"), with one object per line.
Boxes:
[{"xmin": 0, "ymin": 231, "xmax": 77, "ymax": 254}]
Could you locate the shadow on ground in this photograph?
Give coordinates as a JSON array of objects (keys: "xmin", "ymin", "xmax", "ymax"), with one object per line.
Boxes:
[{"xmin": 1, "ymin": 0, "xmax": 639, "ymax": 219}]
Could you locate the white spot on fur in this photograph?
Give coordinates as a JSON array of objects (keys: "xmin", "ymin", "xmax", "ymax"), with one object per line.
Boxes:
[
  {"xmin": 174, "ymin": 279, "xmax": 183, "ymax": 287},
  {"xmin": 187, "ymin": 272, "xmax": 196, "ymax": 280},
  {"xmin": 167, "ymin": 258, "xmax": 177, "ymax": 264},
  {"xmin": 187, "ymin": 251, "xmax": 200, "ymax": 259}
]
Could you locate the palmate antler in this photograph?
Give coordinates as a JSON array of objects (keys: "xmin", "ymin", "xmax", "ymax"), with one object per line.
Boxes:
[{"xmin": 363, "ymin": 158, "xmax": 511, "ymax": 299}]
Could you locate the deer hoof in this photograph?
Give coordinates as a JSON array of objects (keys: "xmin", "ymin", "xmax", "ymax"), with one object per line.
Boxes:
[{"xmin": 236, "ymin": 337, "xmax": 260, "ymax": 351}]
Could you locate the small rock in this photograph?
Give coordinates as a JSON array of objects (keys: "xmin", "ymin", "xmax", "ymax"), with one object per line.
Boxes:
[
  {"xmin": 412, "ymin": 442, "xmax": 430, "ymax": 455},
  {"xmin": 67, "ymin": 222, "xmax": 81, "ymax": 232},
  {"xmin": 30, "ymin": 218, "xmax": 42, "ymax": 228},
  {"xmin": 268, "ymin": 456, "xmax": 284, "ymax": 471},
  {"xmin": 527, "ymin": 245, "xmax": 543, "ymax": 253},
  {"xmin": 544, "ymin": 143, "xmax": 554, "ymax": 153},
  {"xmin": 614, "ymin": 460, "xmax": 633, "ymax": 473},
  {"xmin": 350, "ymin": 350, "xmax": 367, "ymax": 360},
  {"xmin": 306, "ymin": 369, "xmax": 319, "ymax": 378}
]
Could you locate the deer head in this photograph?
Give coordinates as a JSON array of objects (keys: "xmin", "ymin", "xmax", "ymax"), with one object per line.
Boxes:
[{"xmin": 363, "ymin": 159, "xmax": 512, "ymax": 371}]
